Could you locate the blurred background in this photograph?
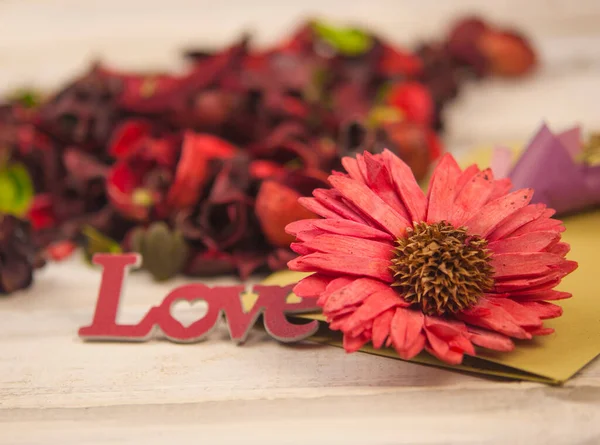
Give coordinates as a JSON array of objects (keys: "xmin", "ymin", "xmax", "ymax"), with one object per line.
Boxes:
[{"xmin": 1, "ymin": 0, "xmax": 599, "ymax": 153}]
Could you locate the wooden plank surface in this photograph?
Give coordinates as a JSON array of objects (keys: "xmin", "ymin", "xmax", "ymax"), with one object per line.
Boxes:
[{"xmin": 1, "ymin": 1, "xmax": 600, "ymax": 443}]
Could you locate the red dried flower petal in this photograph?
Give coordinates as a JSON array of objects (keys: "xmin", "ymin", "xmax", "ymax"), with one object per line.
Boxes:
[
  {"xmin": 372, "ymin": 308, "xmax": 395, "ymax": 349},
  {"xmin": 478, "ymin": 30, "xmax": 537, "ymax": 77},
  {"xmin": 312, "ymin": 189, "xmax": 370, "ymax": 224},
  {"xmin": 387, "ymin": 82, "xmax": 434, "ymax": 126},
  {"xmin": 286, "ymin": 219, "xmax": 393, "ymax": 241},
  {"xmin": 293, "ymin": 274, "xmax": 332, "ymax": 298},
  {"xmin": 288, "ymin": 252, "xmax": 393, "ymax": 282},
  {"xmin": 390, "ymin": 307, "xmax": 425, "ymax": 359},
  {"xmin": 510, "ymin": 289, "xmax": 571, "ymax": 301},
  {"xmin": 467, "ymin": 326, "xmax": 515, "ymax": 352},
  {"xmin": 488, "ymin": 231, "xmax": 559, "ymax": 254},
  {"xmin": 378, "ymin": 43, "xmax": 424, "ymax": 78},
  {"xmin": 519, "ymin": 301, "xmax": 563, "ymax": 319},
  {"xmin": 426, "ymin": 154, "xmax": 462, "ymax": 223},
  {"xmin": 45, "ymin": 241, "xmax": 77, "ymax": 261},
  {"xmin": 256, "ymin": 180, "xmax": 318, "ymax": 248},
  {"xmin": 465, "ymin": 189, "xmax": 534, "ymax": 238},
  {"xmin": 323, "ymin": 278, "xmax": 390, "ymax": 314},
  {"xmin": 382, "ymin": 149, "xmax": 427, "ymax": 222},
  {"xmin": 167, "ymin": 132, "xmax": 238, "ymax": 210},
  {"xmin": 108, "ymin": 120, "xmax": 151, "ymax": 159},
  {"xmin": 296, "ymin": 234, "xmax": 394, "ymax": 259},
  {"xmin": 359, "ymin": 152, "xmax": 410, "ymax": 219},
  {"xmin": 27, "ymin": 194, "xmax": 56, "ymax": 230},
  {"xmin": 328, "ymin": 175, "xmax": 409, "ymax": 237},
  {"xmin": 450, "ymin": 168, "xmax": 494, "ymax": 225},
  {"xmin": 490, "ymin": 252, "xmax": 567, "ymax": 279}
]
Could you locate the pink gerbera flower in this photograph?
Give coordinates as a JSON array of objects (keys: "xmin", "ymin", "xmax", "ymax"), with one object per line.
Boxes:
[{"xmin": 285, "ymin": 150, "xmax": 577, "ymax": 364}]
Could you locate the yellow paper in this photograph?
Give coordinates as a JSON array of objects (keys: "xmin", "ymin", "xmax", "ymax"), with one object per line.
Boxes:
[{"xmin": 261, "ymin": 147, "xmax": 600, "ymax": 385}]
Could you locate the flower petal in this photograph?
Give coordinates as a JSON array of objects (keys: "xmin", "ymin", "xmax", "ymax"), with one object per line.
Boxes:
[
  {"xmin": 390, "ymin": 307, "xmax": 425, "ymax": 359},
  {"xmin": 328, "ymin": 175, "xmax": 409, "ymax": 237},
  {"xmin": 330, "ymin": 312, "xmax": 353, "ymax": 330},
  {"xmin": 527, "ymin": 327, "xmax": 555, "ymax": 336},
  {"xmin": 355, "ymin": 153, "xmax": 368, "ymax": 180},
  {"xmin": 306, "ymin": 219, "xmax": 393, "ymax": 241},
  {"xmin": 488, "ymin": 178, "xmax": 512, "ymax": 201},
  {"xmin": 426, "ymin": 154, "xmax": 462, "ymax": 223},
  {"xmin": 341, "ymin": 290, "xmax": 401, "ymax": 333},
  {"xmin": 323, "ymin": 278, "xmax": 390, "ymax": 314},
  {"xmin": 450, "ymin": 168, "xmax": 495, "ymax": 226},
  {"xmin": 488, "ymin": 231, "xmax": 560, "ymax": 254},
  {"xmin": 519, "ymin": 301, "xmax": 563, "ymax": 319},
  {"xmin": 167, "ymin": 132, "xmax": 237, "ymax": 209},
  {"xmin": 313, "ymin": 189, "xmax": 369, "ymax": 224},
  {"xmin": 485, "ymin": 297, "xmax": 543, "ymax": 327},
  {"xmin": 382, "ymin": 149, "xmax": 427, "ymax": 222},
  {"xmin": 359, "ymin": 152, "xmax": 410, "ymax": 219},
  {"xmin": 300, "ymin": 234, "xmax": 394, "ymax": 259},
  {"xmin": 491, "ymin": 252, "xmax": 566, "ymax": 278},
  {"xmin": 465, "ymin": 189, "xmax": 534, "ymax": 238},
  {"xmin": 288, "ymin": 253, "xmax": 393, "ymax": 282},
  {"xmin": 488, "ymin": 203, "xmax": 548, "ymax": 241},
  {"xmin": 317, "ymin": 277, "xmax": 355, "ymax": 306},
  {"xmin": 547, "ymin": 242, "xmax": 570, "ymax": 257},
  {"xmin": 424, "ymin": 316, "xmax": 475, "ymax": 356},
  {"xmin": 294, "ymin": 228, "xmax": 326, "ymax": 243},
  {"xmin": 341, "ymin": 156, "xmax": 366, "ymax": 183},
  {"xmin": 467, "ymin": 326, "xmax": 515, "ymax": 352},
  {"xmin": 404, "ymin": 332, "xmax": 427, "ymax": 359},
  {"xmin": 424, "ymin": 333, "xmax": 464, "ymax": 365},
  {"xmin": 454, "ymin": 164, "xmax": 480, "ymax": 195},
  {"xmin": 343, "ymin": 333, "xmax": 371, "ymax": 352},
  {"xmin": 286, "ymin": 219, "xmax": 328, "ymax": 236},
  {"xmin": 372, "ymin": 308, "xmax": 395, "ymax": 349},
  {"xmin": 509, "ymin": 215, "xmax": 565, "ymax": 238},
  {"xmin": 293, "ymin": 274, "xmax": 332, "ymax": 298},
  {"xmin": 297, "ymin": 197, "xmax": 344, "ymax": 220},
  {"xmin": 457, "ymin": 300, "xmax": 532, "ymax": 339},
  {"xmin": 510, "ymin": 290, "xmax": 571, "ymax": 301},
  {"xmin": 493, "ymin": 270, "xmax": 564, "ymax": 293},
  {"xmin": 287, "ymin": 219, "xmax": 393, "ymax": 242},
  {"xmin": 290, "ymin": 242, "xmax": 312, "ymax": 255}
]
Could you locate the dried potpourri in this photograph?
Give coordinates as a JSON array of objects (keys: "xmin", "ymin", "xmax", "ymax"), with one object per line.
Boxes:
[{"xmin": 0, "ymin": 15, "xmax": 537, "ymax": 292}]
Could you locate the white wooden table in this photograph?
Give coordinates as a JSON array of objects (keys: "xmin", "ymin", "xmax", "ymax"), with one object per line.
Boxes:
[{"xmin": 1, "ymin": 1, "xmax": 600, "ymax": 443}]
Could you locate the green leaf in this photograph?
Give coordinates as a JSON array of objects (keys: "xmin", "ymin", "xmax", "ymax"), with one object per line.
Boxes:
[
  {"xmin": 130, "ymin": 222, "xmax": 189, "ymax": 282},
  {"xmin": 81, "ymin": 225, "xmax": 123, "ymax": 264},
  {"xmin": 9, "ymin": 88, "xmax": 43, "ymax": 108},
  {"xmin": 0, "ymin": 163, "xmax": 34, "ymax": 216},
  {"xmin": 312, "ymin": 21, "xmax": 373, "ymax": 57}
]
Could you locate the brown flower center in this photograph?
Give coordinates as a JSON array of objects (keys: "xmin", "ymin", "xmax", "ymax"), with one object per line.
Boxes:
[{"xmin": 390, "ymin": 221, "xmax": 494, "ymax": 316}]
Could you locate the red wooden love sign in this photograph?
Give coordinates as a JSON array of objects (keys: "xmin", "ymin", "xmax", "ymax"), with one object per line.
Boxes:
[{"xmin": 79, "ymin": 253, "xmax": 320, "ymax": 343}]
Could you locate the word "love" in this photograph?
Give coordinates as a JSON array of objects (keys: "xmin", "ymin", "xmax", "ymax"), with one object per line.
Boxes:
[{"xmin": 79, "ymin": 253, "xmax": 320, "ymax": 344}]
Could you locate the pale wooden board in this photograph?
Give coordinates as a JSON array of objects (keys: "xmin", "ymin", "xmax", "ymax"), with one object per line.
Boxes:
[
  {"xmin": 1, "ymin": 1, "xmax": 600, "ymax": 444},
  {"xmin": 1, "ymin": 256, "xmax": 599, "ymax": 445}
]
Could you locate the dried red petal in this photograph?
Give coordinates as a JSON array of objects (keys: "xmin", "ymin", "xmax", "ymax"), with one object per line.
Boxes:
[
  {"xmin": 27, "ymin": 194, "xmax": 56, "ymax": 231},
  {"xmin": 387, "ymin": 82, "xmax": 434, "ymax": 126},
  {"xmin": 108, "ymin": 120, "xmax": 152, "ymax": 159},
  {"xmin": 167, "ymin": 132, "xmax": 238, "ymax": 210},
  {"xmin": 378, "ymin": 43, "xmax": 424, "ymax": 78},
  {"xmin": 45, "ymin": 241, "xmax": 77, "ymax": 261},
  {"xmin": 255, "ymin": 180, "xmax": 317, "ymax": 248},
  {"xmin": 478, "ymin": 30, "xmax": 537, "ymax": 77},
  {"xmin": 446, "ymin": 16, "xmax": 489, "ymax": 76}
]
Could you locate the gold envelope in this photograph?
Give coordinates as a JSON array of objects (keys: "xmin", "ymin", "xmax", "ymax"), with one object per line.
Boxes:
[{"xmin": 261, "ymin": 147, "xmax": 600, "ymax": 385}]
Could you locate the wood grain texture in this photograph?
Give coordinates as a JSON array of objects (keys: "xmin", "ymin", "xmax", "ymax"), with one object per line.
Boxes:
[{"xmin": 1, "ymin": 1, "xmax": 600, "ymax": 443}]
